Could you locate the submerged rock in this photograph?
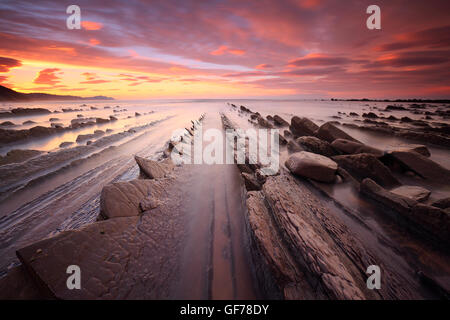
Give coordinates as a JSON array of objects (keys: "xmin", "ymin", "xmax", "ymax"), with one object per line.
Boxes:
[
  {"xmin": 431, "ymin": 197, "xmax": 450, "ymax": 209},
  {"xmin": 289, "ymin": 116, "xmax": 318, "ymax": 137},
  {"xmin": 390, "ymin": 186, "xmax": 431, "ymax": 202},
  {"xmin": 296, "ymin": 136, "xmax": 336, "ymax": 157},
  {"xmin": 316, "ymin": 122, "xmax": 360, "ymax": 143},
  {"xmin": 361, "ymin": 178, "xmax": 449, "ymax": 243},
  {"xmin": 384, "ymin": 150, "xmax": 450, "ymax": 183},
  {"xmin": 285, "ymin": 151, "xmax": 337, "ymax": 183},
  {"xmin": 257, "ymin": 116, "xmax": 273, "ymax": 128},
  {"xmin": 333, "ymin": 153, "xmax": 399, "ymax": 188},
  {"xmin": 0, "ymin": 149, "xmax": 42, "ymax": 166},
  {"xmin": 385, "ymin": 144, "xmax": 430, "ymax": 157},
  {"xmin": 59, "ymin": 141, "xmax": 74, "ymax": 148},
  {"xmin": 331, "ymin": 139, "xmax": 383, "ymax": 156},
  {"xmin": 273, "ymin": 115, "xmax": 289, "ymax": 126}
]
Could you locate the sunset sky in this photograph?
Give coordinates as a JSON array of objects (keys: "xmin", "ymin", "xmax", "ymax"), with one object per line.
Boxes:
[{"xmin": 0, "ymin": 0, "xmax": 449, "ymax": 99}]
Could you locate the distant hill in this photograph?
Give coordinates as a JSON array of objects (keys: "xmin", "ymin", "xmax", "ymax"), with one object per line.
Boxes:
[{"xmin": 0, "ymin": 85, "xmax": 114, "ymax": 101}]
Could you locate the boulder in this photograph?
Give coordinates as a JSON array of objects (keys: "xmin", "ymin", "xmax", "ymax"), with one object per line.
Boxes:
[
  {"xmin": 390, "ymin": 186, "xmax": 431, "ymax": 202},
  {"xmin": 273, "ymin": 115, "xmax": 289, "ymax": 126},
  {"xmin": 431, "ymin": 197, "xmax": 450, "ymax": 209},
  {"xmin": 331, "ymin": 139, "xmax": 382, "ymax": 156},
  {"xmin": 135, "ymin": 155, "xmax": 174, "ymax": 179},
  {"xmin": 285, "ymin": 151, "xmax": 337, "ymax": 183},
  {"xmin": 109, "ymin": 115, "xmax": 118, "ymax": 121},
  {"xmin": 316, "ymin": 122, "xmax": 360, "ymax": 143},
  {"xmin": 333, "ymin": 153, "xmax": 399, "ymax": 188},
  {"xmin": 296, "ymin": 136, "xmax": 336, "ymax": 157},
  {"xmin": 95, "ymin": 117, "xmax": 109, "ymax": 124},
  {"xmin": 385, "ymin": 150, "xmax": 450, "ymax": 183},
  {"xmin": 257, "ymin": 116, "xmax": 273, "ymax": 128},
  {"xmin": 289, "ymin": 116, "xmax": 318, "ymax": 137},
  {"xmin": 361, "ymin": 178, "xmax": 417, "ymax": 214}
]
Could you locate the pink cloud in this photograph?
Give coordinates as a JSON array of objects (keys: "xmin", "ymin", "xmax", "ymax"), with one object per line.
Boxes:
[{"xmin": 33, "ymin": 68, "xmax": 62, "ymax": 85}]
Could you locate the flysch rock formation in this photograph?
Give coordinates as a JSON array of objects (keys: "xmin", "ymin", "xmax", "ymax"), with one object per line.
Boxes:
[
  {"xmin": 0, "ymin": 115, "xmax": 204, "ymax": 300},
  {"xmin": 221, "ymin": 112, "xmax": 422, "ymax": 300}
]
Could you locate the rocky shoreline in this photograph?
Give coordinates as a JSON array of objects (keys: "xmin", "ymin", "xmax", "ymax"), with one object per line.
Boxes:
[{"xmin": 0, "ymin": 104, "xmax": 449, "ymax": 300}]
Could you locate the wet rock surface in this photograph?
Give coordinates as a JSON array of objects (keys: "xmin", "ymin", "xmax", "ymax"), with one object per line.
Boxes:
[
  {"xmin": 134, "ymin": 156, "xmax": 174, "ymax": 179},
  {"xmin": 289, "ymin": 116, "xmax": 318, "ymax": 137},
  {"xmin": 361, "ymin": 178, "xmax": 449, "ymax": 244},
  {"xmin": 316, "ymin": 122, "xmax": 360, "ymax": 143},
  {"xmin": 333, "ymin": 153, "xmax": 400, "ymax": 188},
  {"xmin": 383, "ymin": 150, "xmax": 450, "ymax": 183},
  {"xmin": 390, "ymin": 186, "xmax": 431, "ymax": 202},
  {"xmin": 0, "ymin": 149, "xmax": 43, "ymax": 166},
  {"xmin": 296, "ymin": 136, "xmax": 336, "ymax": 157},
  {"xmin": 331, "ymin": 139, "xmax": 383, "ymax": 156},
  {"xmin": 285, "ymin": 151, "xmax": 337, "ymax": 183},
  {"xmin": 99, "ymin": 178, "xmax": 174, "ymax": 219}
]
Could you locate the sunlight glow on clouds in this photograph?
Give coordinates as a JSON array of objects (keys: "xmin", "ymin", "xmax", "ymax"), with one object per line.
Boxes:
[{"xmin": 0, "ymin": 0, "xmax": 448, "ymax": 99}]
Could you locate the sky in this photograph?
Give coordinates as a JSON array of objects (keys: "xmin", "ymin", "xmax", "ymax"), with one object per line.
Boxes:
[{"xmin": 0, "ymin": 0, "xmax": 449, "ymax": 99}]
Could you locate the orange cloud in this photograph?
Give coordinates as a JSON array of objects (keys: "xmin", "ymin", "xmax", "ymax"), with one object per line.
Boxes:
[
  {"xmin": 255, "ymin": 63, "xmax": 274, "ymax": 69},
  {"xmin": 33, "ymin": 68, "xmax": 62, "ymax": 85},
  {"xmin": 89, "ymin": 38, "xmax": 100, "ymax": 46},
  {"xmin": 210, "ymin": 45, "xmax": 245, "ymax": 56},
  {"xmin": 81, "ymin": 21, "xmax": 103, "ymax": 31},
  {"xmin": 80, "ymin": 79, "xmax": 110, "ymax": 84},
  {"xmin": 81, "ymin": 72, "xmax": 97, "ymax": 80}
]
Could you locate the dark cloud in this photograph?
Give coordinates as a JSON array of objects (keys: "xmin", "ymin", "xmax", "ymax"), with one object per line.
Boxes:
[{"xmin": 0, "ymin": 57, "xmax": 22, "ymax": 72}]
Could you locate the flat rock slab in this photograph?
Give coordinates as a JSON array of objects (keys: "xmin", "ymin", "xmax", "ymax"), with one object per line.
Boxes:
[
  {"xmin": 17, "ymin": 203, "xmax": 184, "ymax": 299},
  {"xmin": 391, "ymin": 185, "xmax": 431, "ymax": 202},
  {"xmin": 246, "ymin": 191, "xmax": 316, "ymax": 299},
  {"xmin": 256, "ymin": 175, "xmax": 375, "ymax": 299},
  {"xmin": 387, "ymin": 151, "xmax": 450, "ymax": 183}
]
